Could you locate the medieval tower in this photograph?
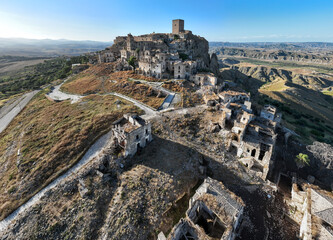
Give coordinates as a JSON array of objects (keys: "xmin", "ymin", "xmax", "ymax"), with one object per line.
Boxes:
[{"xmin": 172, "ymin": 19, "xmax": 184, "ymax": 34}]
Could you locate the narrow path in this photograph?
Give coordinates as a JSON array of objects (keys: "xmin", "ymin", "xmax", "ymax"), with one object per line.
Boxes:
[
  {"xmin": 0, "ymin": 90, "xmax": 39, "ymax": 134},
  {"xmin": 0, "ymin": 130, "xmax": 113, "ymax": 233},
  {"xmin": 46, "ymin": 82, "xmax": 157, "ymax": 117},
  {"xmin": 110, "ymin": 92, "xmax": 157, "ymax": 117}
]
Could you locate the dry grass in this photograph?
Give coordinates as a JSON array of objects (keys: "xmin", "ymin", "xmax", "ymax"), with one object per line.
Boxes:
[
  {"xmin": 61, "ymin": 73, "xmax": 102, "ymax": 95},
  {"xmin": 162, "ymin": 81, "xmax": 203, "ymax": 108},
  {"xmin": 260, "ymin": 80, "xmax": 290, "ymax": 92},
  {"xmin": 162, "ymin": 81, "xmax": 184, "ymax": 92},
  {"xmin": 61, "ymin": 66, "xmax": 166, "ymax": 109},
  {"xmin": 323, "ymin": 91, "xmax": 333, "ymax": 96},
  {"xmin": 104, "ymin": 79, "xmax": 165, "ymax": 109},
  {"xmin": 0, "ymin": 90, "xmax": 143, "ymax": 220}
]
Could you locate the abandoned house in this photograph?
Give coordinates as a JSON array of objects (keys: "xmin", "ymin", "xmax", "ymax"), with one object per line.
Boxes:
[
  {"xmin": 192, "ymin": 72, "xmax": 217, "ymax": 86},
  {"xmin": 111, "ymin": 114, "xmax": 152, "ymax": 157},
  {"xmin": 217, "ymin": 91, "xmax": 280, "ymax": 180},
  {"xmin": 236, "ymin": 117, "xmax": 277, "ymax": 179},
  {"xmin": 260, "ymin": 105, "xmax": 282, "ymax": 123},
  {"xmin": 281, "ymin": 176, "xmax": 333, "ymax": 240},
  {"xmin": 218, "ymin": 90, "xmax": 250, "ymax": 104},
  {"xmin": 159, "ymin": 177, "xmax": 244, "ymax": 240}
]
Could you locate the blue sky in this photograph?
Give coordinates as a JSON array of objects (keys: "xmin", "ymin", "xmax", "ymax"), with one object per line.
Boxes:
[{"xmin": 0, "ymin": 0, "xmax": 333, "ymax": 42}]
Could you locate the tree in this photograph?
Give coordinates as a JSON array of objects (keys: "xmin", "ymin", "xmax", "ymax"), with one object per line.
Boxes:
[
  {"xmin": 295, "ymin": 153, "xmax": 310, "ymax": 169},
  {"xmin": 127, "ymin": 56, "xmax": 136, "ymax": 70}
]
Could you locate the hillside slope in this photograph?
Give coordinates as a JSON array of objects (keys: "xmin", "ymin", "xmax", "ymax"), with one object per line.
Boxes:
[
  {"xmin": 221, "ymin": 64, "xmax": 333, "ymax": 144},
  {"xmin": 0, "ymin": 91, "xmax": 142, "ymax": 220},
  {"xmin": 214, "ymin": 47, "xmax": 333, "ymax": 65}
]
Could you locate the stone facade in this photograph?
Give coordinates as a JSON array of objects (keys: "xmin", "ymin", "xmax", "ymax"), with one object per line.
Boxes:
[
  {"xmin": 218, "ymin": 90, "xmax": 250, "ymax": 104},
  {"xmin": 192, "ymin": 72, "xmax": 217, "ymax": 86},
  {"xmin": 260, "ymin": 105, "xmax": 282, "ymax": 123},
  {"xmin": 112, "ymin": 114, "xmax": 152, "ymax": 157}
]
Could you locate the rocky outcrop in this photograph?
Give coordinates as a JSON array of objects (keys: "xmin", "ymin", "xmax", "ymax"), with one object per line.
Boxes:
[{"xmin": 209, "ymin": 53, "xmax": 220, "ymax": 76}]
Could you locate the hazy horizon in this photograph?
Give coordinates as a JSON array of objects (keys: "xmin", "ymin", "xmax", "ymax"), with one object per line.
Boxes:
[{"xmin": 1, "ymin": 37, "xmax": 333, "ymax": 44}]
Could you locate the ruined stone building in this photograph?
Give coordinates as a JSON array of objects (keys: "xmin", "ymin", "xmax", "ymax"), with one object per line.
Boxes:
[
  {"xmin": 218, "ymin": 90, "xmax": 250, "ymax": 104},
  {"xmin": 97, "ymin": 20, "xmax": 219, "ymax": 83},
  {"xmin": 260, "ymin": 105, "xmax": 282, "ymax": 123},
  {"xmin": 216, "ymin": 91, "xmax": 280, "ymax": 180},
  {"xmin": 111, "ymin": 114, "xmax": 152, "ymax": 157},
  {"xmin": 193, "ymin": 72, "xmax": 217, "ymax": 86},
  {"xmin": 159, "ymin": 177, "xmax": 244, "ymax": 240},
  {"xmin": 98, "ymin": 49, "xmax": 117, "ymax": 63},
  {"xmin": 281, "ymin": 176, "xmax": 333, "ymax": 240},
  {"xmin": 236, "ymin": 117, "xmax": 277, "ymax": 179}
]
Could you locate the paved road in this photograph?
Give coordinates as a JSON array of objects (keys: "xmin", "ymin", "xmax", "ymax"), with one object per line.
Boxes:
[
  {"xmin": 0, "ymin": 130, "xmax": 113, "ymax": 233},
  {"xmin": 0, "ymin": 90, "xmax": 39, "ymax": 134},
  {"xmin": 46, "ymin": 84, "xmax": 82, "ymax": 103},
  {"xmin": 46, "ymin": 83, "xmax": 157, "ymax": 117}
]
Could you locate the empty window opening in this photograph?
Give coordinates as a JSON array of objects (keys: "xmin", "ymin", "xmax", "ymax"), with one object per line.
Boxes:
[
  {"xmin": 136, "ymin": 135, "xmax": 139, "ymax": 140},
  {"xmin": 259, "ymin": 150, "xmax": 266, "ymax": 160},
  {"xmin": 251, "ymin": 149, "xmax": 256, "ymax": 157},
  {"xmin": 232, "ymin": 135, "xmax": 238, "ymax": 142},
  {"xmin": 278, "ymin": 174, "xmax": 292, "ymax": 198}
]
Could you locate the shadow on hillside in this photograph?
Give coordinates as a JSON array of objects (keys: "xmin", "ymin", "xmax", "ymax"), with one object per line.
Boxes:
[
  {"xmin": 273, "ymin": 132, "xmax": 333, "ymax": 191},
  {"xmin": 128, "ymin": 135, "xmax": 298, "ymax": 240},
  {"xmin": 220, "ymin": 68, "xmax": 266, "ymax": 93}
]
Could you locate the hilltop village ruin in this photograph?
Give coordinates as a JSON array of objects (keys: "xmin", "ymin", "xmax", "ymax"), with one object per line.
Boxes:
[
  {"xmin": 98, "ymin": 19, "xmax": 219, "ymax": 83},
  {"xmin": 92, "ymin": 20, "xmax": 333, "ymax": 240},
  {"xmin": 2, "ymin": 19, "xmax": 333, "ymax": 240}
]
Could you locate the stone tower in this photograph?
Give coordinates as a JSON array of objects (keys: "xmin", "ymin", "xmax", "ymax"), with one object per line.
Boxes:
[{"xmin": 172, "ymin": 19, "xmax": 184, "ymax": 34}]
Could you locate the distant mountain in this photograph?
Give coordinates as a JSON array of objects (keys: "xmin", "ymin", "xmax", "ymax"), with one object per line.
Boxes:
[
  {"xmin": 209, "ymin": 42, "xmax": 333, "ymax": 51},
  {"xmin": 0, "ymin": 38, "xmax": 112, "ymax": 57}
]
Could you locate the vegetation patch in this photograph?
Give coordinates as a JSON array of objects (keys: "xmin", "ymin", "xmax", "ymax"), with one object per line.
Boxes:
[
  {"xmin": 0, "ymin": 56, "xmax": 88, "ymax": 100},
  {"xmin": 0, "ymin": 91, "xmax": 142, "ymax": 220}
]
